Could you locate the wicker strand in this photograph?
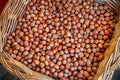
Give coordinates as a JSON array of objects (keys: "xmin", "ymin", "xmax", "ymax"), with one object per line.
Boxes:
[{"xmin": 109, "ymin": 56, "xmax": 120, "ymax": 72}]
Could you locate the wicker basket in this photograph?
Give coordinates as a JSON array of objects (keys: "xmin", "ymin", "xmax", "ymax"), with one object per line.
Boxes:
[{"xmin": 0, "ymin": 0, "xmax": 120, "ymax": 80}]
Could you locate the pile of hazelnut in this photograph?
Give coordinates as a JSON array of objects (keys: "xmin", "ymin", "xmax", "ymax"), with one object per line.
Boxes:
[{"xmin": 4, "ymin": 0, "xmax": 116, "ymax": 80}]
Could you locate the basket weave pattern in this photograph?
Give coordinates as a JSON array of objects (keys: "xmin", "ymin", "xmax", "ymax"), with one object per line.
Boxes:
[{"xmin": 0, "ymin": 0, "xmax": 120, "ymax": 80}]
